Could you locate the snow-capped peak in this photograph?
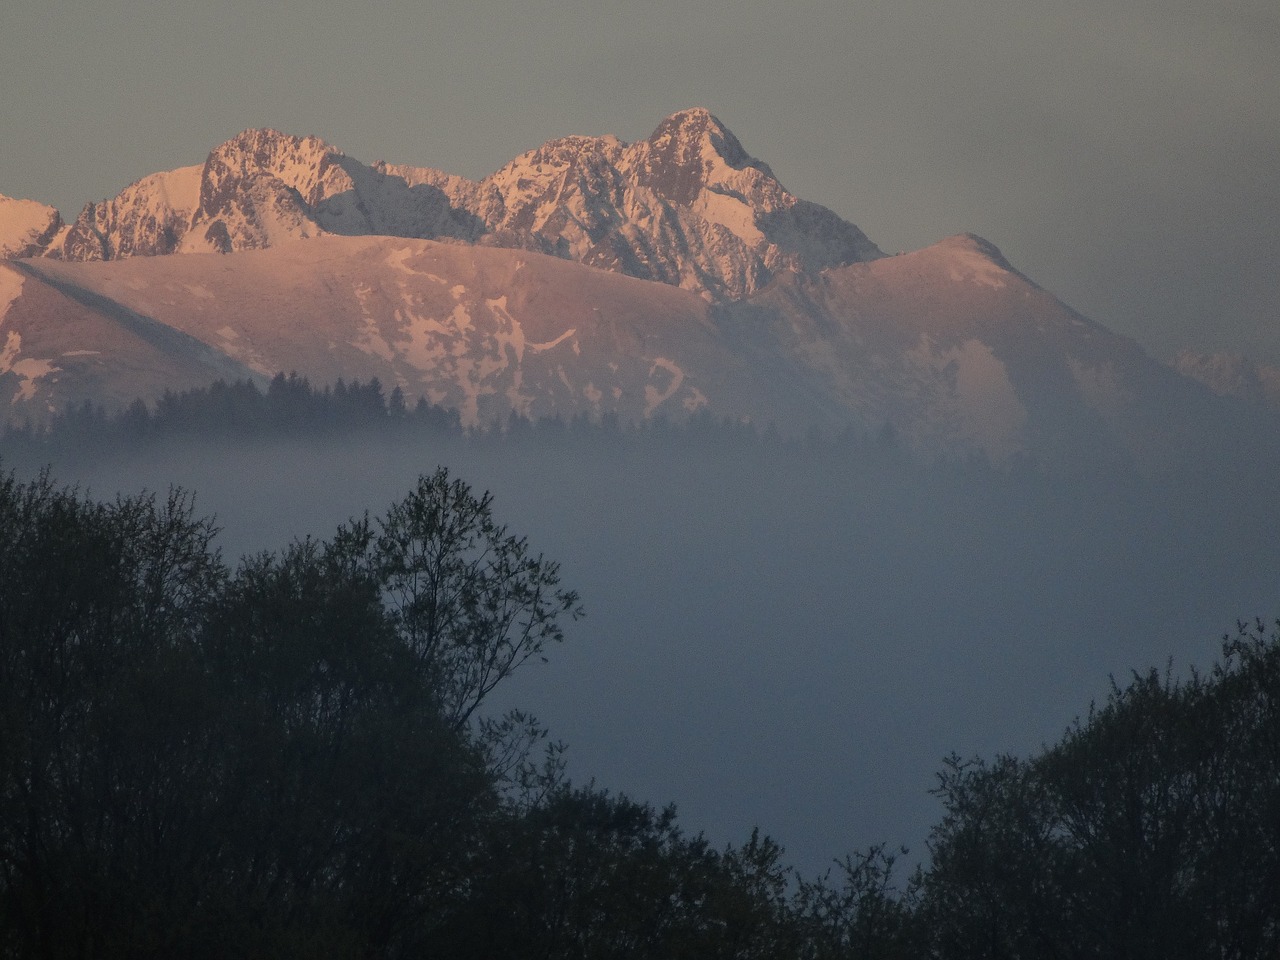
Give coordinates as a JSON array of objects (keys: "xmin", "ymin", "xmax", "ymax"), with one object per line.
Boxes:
[
  {"xmin": 935, "ymin": 233, "xmax": 1016, "ymax": 270},
  {"xmin": 200, "ymin": 129, "xmax": 345, "ymax": 209},
  {"xmin": 918, "ymin": 234, "xmax": 1038, "ymax": 291},
  {"xmin": 0, "ymin": 194, "xmax": 65, "ymax": 259},
  {"xmin": 643, "ymin": 108, "xmax": 769, "ymax": 179},
  {"xmin": 6, "ymin": 112, "xmax": 883, "ymax": 299}
]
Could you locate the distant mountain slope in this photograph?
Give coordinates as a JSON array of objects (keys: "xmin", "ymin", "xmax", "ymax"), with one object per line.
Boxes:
[
  {"xmin": 0, "ymin": 259, "xmax": 258, "ymax": 419},
  {"xmin": 807, "ymin": 235, "xmax": 1238, "ymax": 465},
  {"xmin": 3, "ymin": 232, "xmax": 1239, "ymax": 471},
  {"xmin": 1, "ymin": 110, "xmax": 1264, "ymax": 470},
  {"xmin": 8, "ymin": 237, "xmax": 800, "ymax": 430}
]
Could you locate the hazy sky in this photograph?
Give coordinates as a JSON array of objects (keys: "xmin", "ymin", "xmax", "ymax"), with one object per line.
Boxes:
[{"xmin": 2, "ymin": 0, "xmax": 1276, "ymax": 361}]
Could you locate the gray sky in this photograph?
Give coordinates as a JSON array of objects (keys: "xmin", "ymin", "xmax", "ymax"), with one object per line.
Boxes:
[{"xmin": 3, "ymin": 0, "xmax": 1277, "ymax": 361}]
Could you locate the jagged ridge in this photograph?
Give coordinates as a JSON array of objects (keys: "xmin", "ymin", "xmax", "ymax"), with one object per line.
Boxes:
[{"xmin": 5, "ymin": 110, "xmax": 882, "ymax": 301}]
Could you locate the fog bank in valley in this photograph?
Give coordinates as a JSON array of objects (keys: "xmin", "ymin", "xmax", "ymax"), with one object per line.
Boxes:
[{"xmin": 12, "ymin": 431, "xmax": 1278, "ymax": 875}]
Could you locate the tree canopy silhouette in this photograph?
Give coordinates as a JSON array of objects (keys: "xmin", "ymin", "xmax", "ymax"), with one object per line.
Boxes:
[
  {"xmin": 922, "ymin": 619, "xmax": 1280, "ymax": 960},
  {"xmin": 2, "ymin": 462, "xmax": 1277, "ymax": 958},
  {"xmin": 0, "ymin": 467, "xmax": 573, "ymax": 957}
]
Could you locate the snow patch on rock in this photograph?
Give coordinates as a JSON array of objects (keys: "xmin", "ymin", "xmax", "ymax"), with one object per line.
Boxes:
[
  {"xmin": 0, "ymin": 196, "xmax": 64, "ymax": 259},
  {"xmin": 0, "ymin": 329, "xmax": 60, "ymax": 404},
  {"xmin": 645, "ymin": 357, "xmax": 686, "ymax": 417},
  {"xmin": 907, "ymin": 336, "xmax": 1027, "ymax": 462}
]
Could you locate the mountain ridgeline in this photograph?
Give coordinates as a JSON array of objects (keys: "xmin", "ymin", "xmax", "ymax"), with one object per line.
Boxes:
[
  {"xmin": 4, "ymin": 109, "xmax": 880, "ymax": 298},
  {"xmin": 0, "ymin": 110, "xmax": 1271, "ymax": 470}
]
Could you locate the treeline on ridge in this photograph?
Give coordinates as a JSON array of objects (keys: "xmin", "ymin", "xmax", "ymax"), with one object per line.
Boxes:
[
  {"xmin": 3, "ymin": 374, "xmax": 461, "ymax": 448},
  {"xmin": 0, "ymin": 373, "xmax": 869, "ymax": 456}
]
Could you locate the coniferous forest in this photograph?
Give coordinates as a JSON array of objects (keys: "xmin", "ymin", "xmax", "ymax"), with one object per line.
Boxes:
[{"xmin": 2, "ymin": 379, "xmax": 1279, "ymax": 958}]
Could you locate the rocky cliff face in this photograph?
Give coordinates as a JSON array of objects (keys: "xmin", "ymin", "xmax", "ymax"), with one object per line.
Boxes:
[
  {"xmin": 9, "ymin": 110, "xmax": 881, "ymax": 301},
  {"xmin": 468, "ymin": 108, "xmax": 882, "ymax": 299},
  {"xmin": 59, "ymin": 165, "xmax": 204, "ymax": 260}
]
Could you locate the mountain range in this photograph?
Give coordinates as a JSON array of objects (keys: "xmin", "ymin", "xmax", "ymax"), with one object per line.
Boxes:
[{"xmin": 0, "ymin": 109, "xmax": 1269, "ymax": 468}]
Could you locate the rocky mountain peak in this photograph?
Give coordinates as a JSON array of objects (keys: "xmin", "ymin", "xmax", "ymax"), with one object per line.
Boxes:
[
  {"xmin": 5, "ymin": 113, "xmax": 883, "ymax": 300},
  {"xmin": 648, "ymin": 107, "xmax": 730, "ymax": 148},
  {"xmin": 0, "ymin": 195, "xmax": 65, "ymax": 259},
  {"xmin": 201, "ymin": 129, "xmax": 345, "ymax": 209},
  {"xmin": 645, "ymin": 108, "xmax": 755, "ymax": 169},
  {"xmin": 486, "ymin": 133, "xmax": 627, "ymax": 221},
  {"xmin": 630, "ymin": 108, "xmax": 773, "ymax": 207},
  {"xmin": 515, "ymin": 133, "xmax": 626, "ymax": 167}
]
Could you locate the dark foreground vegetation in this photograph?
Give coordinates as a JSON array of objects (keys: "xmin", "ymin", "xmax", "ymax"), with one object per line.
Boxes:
[{"xmin": 1, "ymin": 464, "xmax": 1278, "ymax": 958}]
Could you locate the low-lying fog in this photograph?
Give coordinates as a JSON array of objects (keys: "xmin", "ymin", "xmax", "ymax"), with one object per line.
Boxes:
[{"xmin": 12, "ymin": 432, "xmax": 1278, "ymax": 876}]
